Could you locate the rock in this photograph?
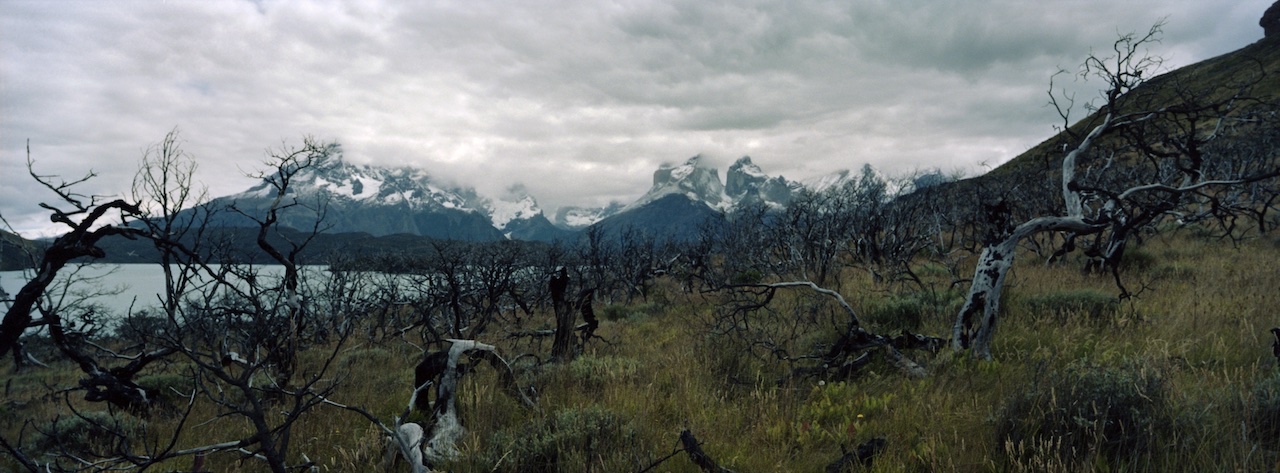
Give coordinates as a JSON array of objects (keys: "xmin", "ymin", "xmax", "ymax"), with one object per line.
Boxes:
[{"xmin": 1262, "ymin": 1, "xmax": 1280, "ymax": 38}]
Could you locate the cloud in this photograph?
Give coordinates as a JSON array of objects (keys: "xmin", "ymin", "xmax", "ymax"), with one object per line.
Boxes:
[{"xmin": 1, "ymin": 0, "xmax": 1271, "ymax": 236}]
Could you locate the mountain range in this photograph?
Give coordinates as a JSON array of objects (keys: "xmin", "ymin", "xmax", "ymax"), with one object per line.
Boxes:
[
  {"xmin": 196, "ymin": 153, "xmax": 832, "ymax": 242},
  {"xmin": 9, "ymin": 24, "xmax": 1277, "ymax": 259}
]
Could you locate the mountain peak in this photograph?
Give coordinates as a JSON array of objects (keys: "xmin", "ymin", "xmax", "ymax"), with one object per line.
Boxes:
[
  {"xmin": 726, "ymin": 156, "xmax": 766, "ymax": 197},
  {"xmin": 726, "ymin": 156, "xmax": 793, "ymax": 208},
  {"xmin": 553, "ymin": 202, "xmax": 625, "ymax": 229},
  {"xmin": 630, "ymin": 155, "xmax": 727, "ymax": 212},
  {"xmin": 653, "ymin": 155, "xmax": 710, "ymax": 187},
  {"xmin": 486, "ymin": 186, "xmax": 543, "ymax": 230}
]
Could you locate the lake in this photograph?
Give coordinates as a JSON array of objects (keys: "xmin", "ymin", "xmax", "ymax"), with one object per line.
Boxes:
[{"xmin": 0, "ymin": 264, "xmax": 331, "ymax": 317}]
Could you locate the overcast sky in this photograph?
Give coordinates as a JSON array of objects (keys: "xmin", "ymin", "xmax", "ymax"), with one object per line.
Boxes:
[{"xmin": 1, "ymin": 0, "xmax": 1270, "ymax": 237}]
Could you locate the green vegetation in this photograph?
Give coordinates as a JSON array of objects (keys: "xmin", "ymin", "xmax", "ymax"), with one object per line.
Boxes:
[
  {"xmin": 3, "ymin": 232, "xmax": 1279, "ymax": 471},
  {"xmin": 4, "ymin": 22, "xmax": 1279, "ymax": 473},
  {"xmin": 996, "ymin": 359, "xmax": 1171, "ymax": 469},
  {"xmin": 1021, "ymin": 289, "xmax": 1119, "ymax": 324}
]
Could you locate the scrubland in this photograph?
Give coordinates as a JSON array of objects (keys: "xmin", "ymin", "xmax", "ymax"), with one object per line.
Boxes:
[{"xmin": 4, "ymin": 230, "xmax": 1280, "ymax": 472}]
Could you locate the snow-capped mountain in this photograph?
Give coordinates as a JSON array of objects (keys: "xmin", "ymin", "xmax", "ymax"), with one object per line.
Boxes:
[
  {"xmin": 588, "ymin": 155, "xmax": 803, "ymax": 239},
  {"xmin": 190, "ymin": 151, "xmax": 855, "ymax": 242},
  {"xmin": 726, "ymin": 156, "xmax": 798, "ymax": 209},
  {"xmin": 553, "ymin": 202, "xmax": 625, "ymax": 230},
  {"xmin": 484, "ymin": 186, "xmax": 573, "ymax": 241},
  {"xmin": 238, "ymin": 157, "xmax": 483, "ymax": 212},
  {"xmin": 486, "ymin": 193, "xmax": 540, "ymax": 231},
  {"xmin": 618, "ymin": 155, "xmax": 800, "ymax": 215},
  {"xmin": 623, "ymin": 155, "xmax": 730, "ymax": 213},
  {"xmin": 210, "ymin": 157, "xmax": 505, "ymax": 241},
  {"xmin": 800, "ymin": 169, "xmax": 854, "ymax": 193}
]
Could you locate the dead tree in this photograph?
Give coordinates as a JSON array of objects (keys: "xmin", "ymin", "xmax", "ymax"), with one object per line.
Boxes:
[
  {"xmin": 0, "ymin": 147, "xmax": 186, "ymax": 419},
  {"xmin": 577, "ymin": 288, "xmax": 599, "ymax": 345},
  {"xmin": 1, "ymin": 131, "xmax": 403, "ymax": 472},
  {"xmin": 402, "ymin": 339, "xmax": 535, "ymax": 467},
  {"xmin": 0, "ymin": 150, "xmax": 145, "ymax": 359},
  {"xmin": 319, "ymin": 377, "xmax": 436, "ymax": 473},
  {"xmin": 952, "ymin": 23, "xmax": 1280, "ymax": 359},
  {"xmin": 549, "ymin": 266, "xmax": 576, "ymax": 362},
  {"xmin": 718, "ymin": 281, "xmax": 932, "ymax": 382},
  {"xmin": 227, "ymin": 137, "xmax": 335, "ymax": 388}
]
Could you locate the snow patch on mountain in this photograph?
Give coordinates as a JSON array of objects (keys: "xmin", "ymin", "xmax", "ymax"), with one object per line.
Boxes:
[
  {"xmin": 554, "ymin": 202, "xmax": 624, "ymax": 229},
  {"xmin": 801, "ymin": 169, "xmax": 853, "ymax": 193},
  {"xmin": 487, "ymin": 193, "xmax": 541, "ymax": 230},
  {"xmin": 725, "ymin": 156, "xmax": 794, "ymax": 209},
  {"xmin": 625, "ymin": 155, "xmax": 729, "ymax": 212},
  {"xmin": 230, "ymin": 155, "xmax": 495, "ymax": 217}
]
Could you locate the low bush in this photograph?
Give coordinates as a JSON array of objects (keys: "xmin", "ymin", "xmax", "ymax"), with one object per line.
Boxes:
[
  {"xmin": 1119, "ymin": 248, "xmax": 1159, "ymax": 272},
  {"xmin": 1246, "ymin": 374, "xmax": 1280, "ymax": 450},
  {"xmin": 481, "ymin": 405, "xmax": 641, "ymax": 472},
  {"xmin": 135, "ymin": 372, "xmax": 193, "ymax": 399},
  {"xmin": 34, "ymin": 411, "xmax": 147, "ymax": 456},
  {"xmin": 863, "ymin": 289, "xmax": 963, "ymax": 332},
  {"xmin": 600, "ymin": 302, "xmax": 663, "ymax": 322},
  {"xmin": 567, "ymin": 355, "xmax": 641, "ymax": 388},
  {"xmin": 1022, "ymin": 289, "xmax": 1118, "ymax": 323},
  {"xmin": 792, "ymin": 381, "xmax": 893, "ymax": 448},
  {"xmin": 996, "ymin": 359, "xmax": 1171, "ymax": 468}
]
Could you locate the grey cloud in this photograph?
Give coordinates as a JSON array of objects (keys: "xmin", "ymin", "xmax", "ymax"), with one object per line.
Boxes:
[{"xmin": 1, "ymin": 0, "xmax": 1272, "ymax": 235}]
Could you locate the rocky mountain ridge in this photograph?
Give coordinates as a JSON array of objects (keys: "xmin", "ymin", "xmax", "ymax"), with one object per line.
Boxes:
[{"xmin": 203, "ymin": 151, "xmax": 848, "ymax": 242}]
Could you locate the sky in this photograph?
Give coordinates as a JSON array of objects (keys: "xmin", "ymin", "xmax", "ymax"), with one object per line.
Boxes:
[{"xmin": 0, "ymin": 0, "xmax": 1271, "ymax": 237}]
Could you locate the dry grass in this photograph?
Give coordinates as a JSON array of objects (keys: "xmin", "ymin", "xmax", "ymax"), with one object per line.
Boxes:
[{"xmin": 3, "ymin": 232, "xmax": 1279, "ymax": 472}]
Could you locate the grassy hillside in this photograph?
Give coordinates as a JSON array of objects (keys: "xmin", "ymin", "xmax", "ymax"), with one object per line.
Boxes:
[
  {"xmin": 977, "ymin": 34, "xmax": 1280, "ymax": 200},
  {"xmin": 0, "ymin": 230, "xmax": 41, "ymax": 271},
  {"xmin": 3, "ymin": 230, "xmax": 1278, "ymax": 471}
]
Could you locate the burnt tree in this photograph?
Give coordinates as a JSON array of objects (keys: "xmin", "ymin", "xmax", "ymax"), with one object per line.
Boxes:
[{"xmin": 953, "ymin": 23, "xmax": 1280, "ymax": 359}]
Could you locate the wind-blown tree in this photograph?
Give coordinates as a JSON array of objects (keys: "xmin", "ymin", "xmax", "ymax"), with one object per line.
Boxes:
[
  {"xmin": 0, "ymin": 145, "xmax": 185, "ymax": 442},
  {"xmin": 952, "ymin": 23, "xmax": 1280, "ymax": 360},
  {"xmin": 0, "ymin": 152, "xmax": 145, "ymax": 364}
]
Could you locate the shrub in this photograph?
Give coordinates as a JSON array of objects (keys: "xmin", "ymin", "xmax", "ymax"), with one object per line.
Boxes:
[
  {"xmin": 996, "ymin": 359, "xmax": 1170, "ymax": 467},
  {"xmin": 482, "ymin": 405, "xmax": 640, "ymax": 473},
  {"xmin": 338, "ymin": 347, "xmax": 394, "ymax": 367},
  {"xmin": 731, "ymin": 269, "xmax": 765, "ymax": 285},
  {"xmin": 567, "ymin": 355, "xmax": 640, "ymax": 388},
  {"xmin": 1150, "ymin": 262, "xmax": 1196, "ymax": 280},
  {"xmin": 114, "ymin": 312, "xmax": 174, "ymax": 342},
  {"xmin": 1022, "ymin": 289, "xmax": 1118, "ymax": 323},
  {"xmin": 600, "ymin": 303, "xmax": 663, "ymax": 322},
  {"xmin": 863, "ymin": 289, "xmax": 963, "ymax": 332},
  {"xmin": 793, "ymin": 381, "xmax": 893, "ymax": 447},
  {"xmin": 1246, "ymin": 374, "xmax": 1280, "ymax": 450},
  {"xmin": 864, "ymin": 296, "xmax": 923, "ymax": 332},
  {"xmin": 34, "ymin": 411, "xmax": 146, "ymax": 456},
  {"xmin": 1119, "ymin": 248, "xmax": 1158, "ymax": 272},
  {"xmin": 135, "ymin": 372, "xmax": 193, "ymax": 399},
  {"xmin": 600, "ymin": 305, "xmax": 629, "ymax": 321}
]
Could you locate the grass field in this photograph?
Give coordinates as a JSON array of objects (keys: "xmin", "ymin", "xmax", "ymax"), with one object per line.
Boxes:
[{"xmin": 3, "ymin": 230, "xmax": 1280, "ymax": 472}]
